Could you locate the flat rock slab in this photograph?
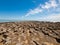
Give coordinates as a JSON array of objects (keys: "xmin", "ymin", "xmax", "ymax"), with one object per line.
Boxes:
[{"xmin": 0, "ymin": 21, "xmax": 60, "ymax": 45}]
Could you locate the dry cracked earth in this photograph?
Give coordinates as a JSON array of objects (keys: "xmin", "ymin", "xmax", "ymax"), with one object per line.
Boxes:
[{"xmin": 0, "ymin": 21, "xmax": 60, "ymax": 45}]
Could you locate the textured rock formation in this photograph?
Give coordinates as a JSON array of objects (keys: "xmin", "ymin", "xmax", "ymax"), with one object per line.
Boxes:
[{"xmin": 0, "ymin": 21, "xmax": 60, "ymax": 45}]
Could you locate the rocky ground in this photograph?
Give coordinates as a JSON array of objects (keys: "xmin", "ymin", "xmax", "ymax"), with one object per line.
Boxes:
[{"xmin": 0, "ymin": 21, "xmax": 60, "ymax": 45}]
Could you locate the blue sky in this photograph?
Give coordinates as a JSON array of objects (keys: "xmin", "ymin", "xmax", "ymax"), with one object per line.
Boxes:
[{"xmin": 0, "ymin": 0, "xmax": 60, "ymax": 22}]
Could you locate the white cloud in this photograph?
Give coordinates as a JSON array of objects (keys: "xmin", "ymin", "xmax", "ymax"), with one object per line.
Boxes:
[
  {"xmin": 23, "ymin": 0, "xmax": 60, "ymax": 19},
  {"xmin": 21, "ymin": 0, "xmax": 60, "ymax": 22},
  {"xmin": 41, "ymin": 2, "xmax": 51, "ymax": 9},
  {"xmin": 25, "ymin": 0, "xmax": 58, "ymax": 17},
  {"xmin": 41, "ymin": 0, "xmax": 58, "ymax": 9},
  {"xmin": 59, "ymin": 0, "xmax": 60, "ymax": 3},
  {"xmin": 50, "ymin": 0, "xmax": 58, "ymax": 8},
  {"xmin": 25, "ymin": 8, "xmax": 42, "ymax": 17},
  {"xmin": 39, "ymin": 14, "xmax": 60, "ymax": 22}
]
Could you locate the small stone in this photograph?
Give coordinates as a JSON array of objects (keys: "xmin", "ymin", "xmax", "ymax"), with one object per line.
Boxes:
[{"xmin": 25, "ymin": 40, "xmax": 28, "ymax": 44}]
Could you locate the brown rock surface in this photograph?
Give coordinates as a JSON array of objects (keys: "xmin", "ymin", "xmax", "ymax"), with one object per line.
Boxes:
[{"xmin": 0, "ymin": 21, "xmax": 60, "ymax": 45}]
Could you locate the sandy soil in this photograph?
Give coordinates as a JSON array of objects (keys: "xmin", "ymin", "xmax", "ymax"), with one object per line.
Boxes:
[{"xmin": 0, "ymin": 21, "xmax": 60, "ymax": 45}]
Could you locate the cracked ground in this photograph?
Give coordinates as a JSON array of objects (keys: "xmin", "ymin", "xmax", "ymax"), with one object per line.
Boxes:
[{"xmin": 0, "ymin": 21, "xmax": 60, "ymax": 45}]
